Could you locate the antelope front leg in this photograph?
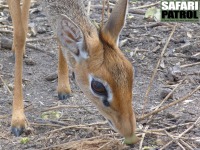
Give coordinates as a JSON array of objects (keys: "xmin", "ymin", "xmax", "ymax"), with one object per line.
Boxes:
[
  {"xmin": 21, "ymin": 0, "xmax": 31, "ymax": 55},
  {"xmin": 11, "ymin": 0, "xmax": 31, "ymax": 56},
  {"xmin": 57, "ymin": 45, "xmax": 71, "ymax": 100},
  {"xmin": 7, "ymin": 0, "xmax": 30, "ymax": 136}
]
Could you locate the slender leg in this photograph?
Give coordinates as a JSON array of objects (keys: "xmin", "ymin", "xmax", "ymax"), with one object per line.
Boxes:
[
  {"xmin": 11, "ymin": 0, "xmax": 30, "ymax": 55},
  {"xmin": 21, "ymin": 0, "xmax": 31, "ymax": 55},
  {"xmin": 57, "ymin": 45, "xmax": 71, "ymax": 100},
  {"xmin": 7, "ymin": 0, "xmax": 30, "ymax": 136}
]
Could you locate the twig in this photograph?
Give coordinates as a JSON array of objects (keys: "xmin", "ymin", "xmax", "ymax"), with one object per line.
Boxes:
[
  {"xmin": 97, "ymin": 140, "xmax": 113, "ymax": 150},
  {"xmin": 40, "ymin": 134, "xmax": 120, "ymax": 150},
  {"xmin": 87, "ymin": 0, "xmax": 91, "ymax": 16},
  {"xmin": 180, "ymin": 62, "xmax": 200, "ymax": 68},
  {"xmin": 130, "ymin": 22, "xmax": 173, "ymax": 29},
  {"xmin": 160, "ymin": 140, "xmax": 173, "ymax": 150},
  {"xmin": 175, "ymin": 41, "xmax": 200, "ymax": 53},
  {"xmin": 138, "ymin": 85, "xmax": 200, "ymax": 121},
  {"xmin": 0, "ymin": 29, "xmax": 13, "ymax": 34},
  {"xmin": 26, "ymin": 36, "xmax": 55, "ymax": 42},
  {"xmin": 0, "ymin": 4, "xmax": 9, "ymax": 8},
  {"xmin": 146, "ymin": 122, "xmax": 192, "ymax": 132},
  {"xmin": 140, "ymin": 131, "xmax": 200, "ymax": 141},
  {"xmin": 179, "ymin": 139, "xmax": 194, "ymax": 150},
  {"xmin": 175, "ymin": 42, "xmax": 192, "ymax": 52},
  {"xmin": 107, "ymin": 0, "xmax": 110, "ymax": 18},
  {"xmin": 177, "ymin": 142, "xmax": 186, "ymax": 150},
  {"xmin": 47, "ymin": 121, "xmax": 107, "ymax": 134},
  {"xmin": 142, "ymin": 25, "xmax": 177, "ymax": 116},
  {"xmin": 0, "ymin": 134, "xmax": 11, "ymax": 141},
  {"xmin": 42, "ymin": 105, "xmax": 83, "ymax": 112},
  {"xmin": 26, "ymin": 43, "xmax": 55, "ymax": 57},
  {"xmin": 0, "ymin": 25, "xmax": 13, "ymax": 29},
  {"xmin": 0, "ymin": 36, "xmax": 55, "ymax": 57},
  {"xmin": 165, "ymin": 130, "xmax": 186, "ymax": 150},
  {"xmin": 168, "ymin": 54, "xmax": 200, "ymax": 61},
  {"xmin": 42, "ymin": 104, "xmax": 94, "ymax": 114},
  {"xmin": 129, "ymin": 9, "xmax": 145, "ymax": 15},
  {"xmin": 101, "ymin": 0, "xmax": 106, "ymax": 27},
  {"xmin": 132, "ymin": 1, "xmax": 161, "ymax": 9},
  {"xmin": 147, "ymin": 80, "xmax": 183, "ymax": 122},
  {"xmin": 0, "ymin": 114, "xmax": 10, "ymax": 119},
  {"xmin": 193, "ymin": 52, "xmax": 200, "ymax": 57},
  {"xmin": 30, "ymin": 122, "xmax": 62, "ymax": 127},
  {"xmin": 91, "ymin": 4, "xmax": 145, "ymax": 15},
  {"xmin": 177, "ymin": 116, "xmax": 200, "ymax": 138},
  {"xmin": 0, "ymin": 75, "xmax": 12, "ymax": 95},
  {"xmin": 139, "ymin": 125, "xmax": 149, "ymax": 150}
]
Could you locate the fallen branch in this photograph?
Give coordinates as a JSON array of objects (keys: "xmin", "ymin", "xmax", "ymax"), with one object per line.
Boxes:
[
  {"xmin": 0, "ymin": 29, "xmax": 13, "ymax": 34},
  {"xmin": 46, "ymin": 121, "xmax": 108, "ymax": 135},
  {"xmin": 180, "ymin": 62, "xmax": 200, "ymax": 68},
  {"xmin": 179, "ymin": 139, "xmax": 193, "ymax": 150},
  {"xmin": 175, "ymin": 41, "xmax": 200, "ymax": 53},
  {"xmin": 168, "ymin": 54, "xmax": 200, "ymax": 62},
  {"xmin": 0, "ymin": 36, "xmax": 55, "ymax": 57},
  {"xmin": 132, "ymin": 1, "xmax": 161, "ymax": 9},
  {"xmin": 147, "ymin": 80, "xmax": 184, "ymax": 123},
  {"xmin": 160, "ymin": 141, "xmax": 173, "ymax": 150},
  {"xmin": 42, "ymin": 105, "xmax": 83, "ymax": 112},
  {"xmin": 164, "ymin": 130, "xmax": 186, "ymax": 150},
  {"xmin": 142, "ymin": 25, "xmax": 177, "ymax": 116},
  {"xmin": 40, "ymin": 134, "xmax": 123, "ymax": 150},
  {"xmin": 0, "ymin": 74, "xmax": 12, "ymax": 95},
  {"xmin": 139, "ymin": 125, "xmax": 149, "ymax": 150},
  {"xmin": 0, "ymin": 25, "xmax": 13, "ymax": 29},
  {"xmin": 138, "ymin": 85, "xmax": 200, "ymax": 121},
  {"xmin": 146, "ymin": 122, "xmax": 192, "ymax": 133},
  {"xmin": 129, "ymin": 9, "xmax": 145, "ymax": 15},
  {"xmin": 130, "ymin": 22, "xmax": 174, "ymax": 29},
  {"xmin": 162, "ymin": 117, "xmax": 200, "ymax": 149},
  {"xmin": 177, "ymin": 116, "xmax": 200, "ymax": 139}
]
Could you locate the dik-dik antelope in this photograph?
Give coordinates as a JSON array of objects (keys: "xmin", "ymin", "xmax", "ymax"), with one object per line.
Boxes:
[{"xmin": 7, "ymin": 0, "xmax": 139, "ymax": 144}]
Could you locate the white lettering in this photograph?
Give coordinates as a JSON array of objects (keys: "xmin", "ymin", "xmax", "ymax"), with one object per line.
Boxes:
[
  {"xmin": 176, "ymin": 2, "xmax": 181, "ymax": 10},
  {"xmin": 180, "ymin": 2, "xmax": 187, "ymax": 10},
  {"xmin": 163, "ymin": 1, "xmax": 198, "ymax": 10},
  {"xmin": 187, "ymin": 2, "xmax": 194, "ymax": 10},
  {"xmin": 195, "ymin": 2, "xmax": 199, "ymax": 10},
  {"xmin": 169, "ymin": 2, "xmax": 176, "ymax": 10},
  {"xmin": 162, "ymin": 2, "xmax": 168, "ymax": 10}
]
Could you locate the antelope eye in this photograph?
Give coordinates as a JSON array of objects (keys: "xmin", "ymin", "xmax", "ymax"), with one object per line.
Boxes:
[{"xmin": 91, "ymin": 79, "xmax": 107, "ymax": 96}]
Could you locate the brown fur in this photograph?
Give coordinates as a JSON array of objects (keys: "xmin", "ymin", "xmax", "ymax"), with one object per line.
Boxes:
[{"xmin": 7, "ymin": 0, "xmax": 138, "ymax": 142}]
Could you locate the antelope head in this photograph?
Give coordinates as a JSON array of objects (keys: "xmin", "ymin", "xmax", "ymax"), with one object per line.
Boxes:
[{"xmin": 57, "ymin": 0, "xmax": 139, "ymax": 144}]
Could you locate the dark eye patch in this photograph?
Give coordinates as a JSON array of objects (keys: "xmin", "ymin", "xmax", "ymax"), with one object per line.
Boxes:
[
  {"xmin": 91, "ymin": 79, "xmax": 108, "ymax": 97},
  {"xmin": 103, "ymin": 98, "xmax": 110, "ymax": 107},
  {"xmin": 91, "ymin": 79, "xmax": 111, "ymax": 107}
]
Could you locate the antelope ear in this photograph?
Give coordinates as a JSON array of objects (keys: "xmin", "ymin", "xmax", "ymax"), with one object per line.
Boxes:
[
  {"xmin": 57, "ymin": 15, "xmax": 89, "ymax": 60},
  {"xmin": 101, "ymin": 0, "xmax": 128, "ymax": 46}
]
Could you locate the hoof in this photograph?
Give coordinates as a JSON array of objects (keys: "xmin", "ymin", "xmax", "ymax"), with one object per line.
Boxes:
[
  {"xmin": 58, "ymin": 93, "xmax": 72, "ymax": 100},
  {"xmin": 11, "ymin": 126, "xmax": 24, "ymax": 137}
]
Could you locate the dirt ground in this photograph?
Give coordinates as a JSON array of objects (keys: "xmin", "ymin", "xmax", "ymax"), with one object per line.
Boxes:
[{"xmin": 0, "ymin": 0, "xmax": 200, "ymax": 150}]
